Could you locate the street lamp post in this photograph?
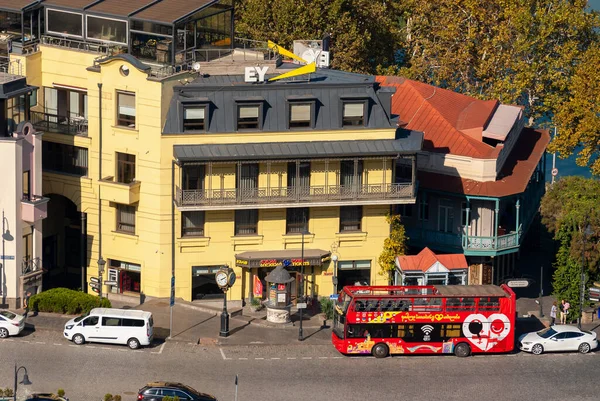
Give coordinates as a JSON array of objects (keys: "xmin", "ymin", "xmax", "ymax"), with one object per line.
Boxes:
[
  {"xmin": 2, "ymin": 210, "xmax": 13, "ymax": 307},
  {"xmin": 220, "ymin": 288, "xmax": 229, "ymax": 337},
  {"xmin": 298, "ymin": 213, "xmax": 307, "ymax": 341},
  {"xmin": 579, "ymin": 220, "xmax": 593, "ymax": 330},
  {"xmin": 13, "ymin": 363, "xmax": 32, "ymax": 401},
  {"xmin": 332, "ymin": 254, "xmax": 339, "ymax": 295}
]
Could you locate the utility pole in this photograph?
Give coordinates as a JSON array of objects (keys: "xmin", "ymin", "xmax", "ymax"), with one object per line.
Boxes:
[
  {"xmin": 551, "ymin": 127, "xmax": 557, "ymax": 185},
  {"xmin": 538, "ymin": 265, "xmax": 543, "ymax": 317}
]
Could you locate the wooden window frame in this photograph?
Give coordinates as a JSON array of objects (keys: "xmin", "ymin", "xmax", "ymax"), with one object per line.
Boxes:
[
  {"xmin": 235, "ymin": 102, "xmax": 262, "ymax": 131},
  {"xmin": 339, "ymin": 206, "xmax": 363, "ymax": 232},
  {"xmin": 116, "ymin": 91, "xmax": 136, "ymax": 128},
  {"xmin": 342, "ymin": 101, "xmax": 366, "ymax": 127},
  {"xmin": 116, "ymin": 152, "xmax": 136, "ymax": 184},
  {"xmin": 182, "ymin": 104, "xmax": 208, "ymax": 132},
  {"xmin": 181, "ymin": 211, "xmax": 205, "ymax": 237},
  {"xmin": 116, "ymin": 204, "xmax": 136, "ymax": 234},
  {"xmin": 287, "ymin": 101, "xmax": 315, "ymax": 129},
  {"xmin": 286, "ymin": 208, "xmax": 309, "ymax": 234},
  {"xmin": 234, "ymin": 209, "xmax": 258, "ymax": 236}
]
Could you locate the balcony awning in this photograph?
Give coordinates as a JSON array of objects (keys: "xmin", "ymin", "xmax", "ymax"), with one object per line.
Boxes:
[
  {"xmin": 174, "ymin": 133, "xmax": 423, "ymax": 162},
  {"xmin": 235, "ymin": 249, "xmax": 331, "ymax": 269}
]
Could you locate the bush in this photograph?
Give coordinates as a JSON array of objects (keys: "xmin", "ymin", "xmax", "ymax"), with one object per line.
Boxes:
[
  {"xmin": 30, "ymin": 288, "xmax": 111, "ymax": 315},
  {"xmin": 319, "ymin": 297, "xmax": 334, "ymax": 321}
]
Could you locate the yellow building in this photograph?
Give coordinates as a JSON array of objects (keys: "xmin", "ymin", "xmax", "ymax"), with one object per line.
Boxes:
[{"xmin": 9, "ymin": 0, "xmax": 422, "ymax": 306}]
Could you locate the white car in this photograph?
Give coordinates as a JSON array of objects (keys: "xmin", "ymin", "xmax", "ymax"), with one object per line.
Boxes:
[
  {"xmin": 0, "ymin": 310, "xmax": 25, "ymax": 338},
  {"xmin": 519, "ymin": 325, "xmax": 598, "ymax": 355}
]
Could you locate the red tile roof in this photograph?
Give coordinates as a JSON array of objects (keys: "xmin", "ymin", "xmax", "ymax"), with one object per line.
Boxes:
[
  {"xmin": 396, "ymin": 247, "xmax": 468, "ymax": 272},
  {"xmin": 418, "ymin": 128, "xmax": 551, "ymax": 197},
  {"xmin": 376, "ymin": 76, "xmax": 499, "ymax": 159}
]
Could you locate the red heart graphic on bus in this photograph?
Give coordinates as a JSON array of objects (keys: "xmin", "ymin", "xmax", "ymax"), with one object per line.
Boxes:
[{"xmin": 462, "ymin": 313, "xmax": 511, "ymax": 351}]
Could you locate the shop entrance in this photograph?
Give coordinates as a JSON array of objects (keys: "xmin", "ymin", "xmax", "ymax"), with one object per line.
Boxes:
[
  {"xmin": 337, "ymin": 260, "xmax": 371, "ymax": 288},
  {"xmin": 108, "ymin": 259, "xmax": 141, "ymax": 295},
  {"xmin": 192, "ymin": 266, "xmax": 223, "ymax": 300}
]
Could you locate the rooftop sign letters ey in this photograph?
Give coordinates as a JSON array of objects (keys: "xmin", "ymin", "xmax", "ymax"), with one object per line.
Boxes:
[{"xmin": 244, "ymin": 66, "xmax": 269, "ymax": 83}]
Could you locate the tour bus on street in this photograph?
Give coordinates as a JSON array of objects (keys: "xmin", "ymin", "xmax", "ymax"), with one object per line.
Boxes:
[
  {"xmin": 64, "ymin": 308, "xmax": 154, "ymax": 349},
  {"xmin": 332, "ymin": 284, "xmax": 516, "ymax": 358}
]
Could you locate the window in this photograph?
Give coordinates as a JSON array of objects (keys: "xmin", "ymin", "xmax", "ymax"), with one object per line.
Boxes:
[
  {"xmin": 397, "ymin": 324, "xmax": 416, "ymax": 338},
  {"xmin": 418, "ymin": 193, "xmax": 429, "ymax": 221},
  {"xmin": 182, "ymin": 165, "xmax": 205, "ymax": 190},
  {"xmin": 477, "ymin": 297, "xmax": 500, "ymax": 312},
  {"xmin": 441, "ymin": 324, "xmax": 462, "ymax": 338},
  {"xmin": 46, "ymin": 9, "xmax": 82, "ymax": 37},
  {"xmin": 183, "ymin": 106, "xmax": 206, "ymax": 131},
  {"xmin": 117, "ymin": 152, "xmax": 135, "ymax": 184},
  {"xmin": 6, "ymin": 95, "xmax": 26, "ymax": 132},
  {"xmin": 289, "ymin": 103, "xmax": 312, "ymax": 128},
  {"xmin": 237, "ymin": 104, "xmax": 260, "ymax": 130},
  {"xmin": 22, "ymin": 171, "xmax": 30, "ymax": 200},
  {"xmin": 395, "ymin": 161, "xmax": 412, "ymax": 183},
  {"xmin": 564, "ymin": 332, "xmax": 584, "ymax": 339},
  {"xmin": 340, "ymin": 206, "xmax": 362, "ymax": 232},
  {"xmin": 117, "ymin": 91, "xmax": 136, "ymax": 128},
  {"xmin": 83, "ymin": 316, "xmax": 99, "ymax": 326},
  {"xmin": 182, "ymin": 211, "xmax": 205, "ymax": 237},
  {"xmin": 438, "ymin": 199, "xmax": 454, "ymax": 233},
  {"xmin": 116, "ymin": 204, "xmax": 136, "ymax": 234},
  {"xmin": 445, "ymin": 297, "xmax": 476, "ymax": 311},
  {"xmin": 340, "ymin": 160, "xmax": 363, "ymax": 188},
  {"xmin": 235, "ymin": 209, "xmax": 258, "ymax": 235},
  {"xmin": 286, "ymin": 208, "xmax": 309, "ymax": 234},
  {"xmin": 86, "ymin": 15, "xmax": 127, "ymax": 44},
  {"xmin": 342, "ymin": 102, "xmax": 365, "ymax": 126},
  {"xmin": 395, "ymin": 204, "xmax": 413, "ymax": 218},
  {"xmin": 462, "ymin": 202, "xmax": 469, "ymax": 227},
  {"xmin": 237, "ymin": 163, "xmax": 258, "ymax": 190},
  {"xmin": 411, "ymin": 297, "xmax": 443, "ymax": 312},
  {"xmin": 42, "ymin": 142, "xmax": 88, "ymax": 176},
  {"xmin": 287, "ymin": 162, "xmax": 310, "ymax": 187},
  {"xmin": 122, "ymin": 319, "xmax": 144, "ymax": 327},
  {"xmin": 102, "ymin": 317, "xmax": 121, "ymax": 326}
]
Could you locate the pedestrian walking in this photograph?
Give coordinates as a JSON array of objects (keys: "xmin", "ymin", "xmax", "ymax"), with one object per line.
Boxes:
[
  {"xmin": 550, "ymin": 302, "xmax": 557, "ymax": 325},
  {"xmin": 560, "ymin": 299, "xmax": 570, "ymax": 324},
  {"xmin": 23, "ymin": 291, "xmax": 32, "ymax": 318}
]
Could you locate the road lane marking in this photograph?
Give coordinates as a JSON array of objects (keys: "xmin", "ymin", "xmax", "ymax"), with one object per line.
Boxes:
[
  {"xmin": 35, "ymin": 341, "xmax": 45, "ymax": 344},
  {"xmin": 271, "ymin": 357, "xmax": 280, "ymax": 360},
  {"xmin": 151, "ymin": 342, "xmax": 166, "ymax": 355},
  {"xmin": 302, "ymin": 357, "xmax": 312, "ymax": 359},
  {"xmin": 287, "ymin": 357, "xmax": 296, "ymax": 360},
  {"xmin": 318, "ymin": 357, "xmax": 328, "ymax": 359},
  {"xmin": 219, "ymin": 347, "xmax": 231, "ymax": 360},
  {"xmin": 238, "ymin": 358, "xmax": 248, "ymax": 360}
]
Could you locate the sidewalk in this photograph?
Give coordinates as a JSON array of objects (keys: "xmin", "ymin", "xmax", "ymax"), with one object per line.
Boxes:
[{"xmin": 18, "ymin": 297, "xmax": 333, "ymax": 346}]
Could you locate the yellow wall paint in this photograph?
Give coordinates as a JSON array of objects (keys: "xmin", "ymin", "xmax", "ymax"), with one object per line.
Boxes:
[{"xmin": 14, "ymin": 45, "xmax": 398, "ymax": 303}]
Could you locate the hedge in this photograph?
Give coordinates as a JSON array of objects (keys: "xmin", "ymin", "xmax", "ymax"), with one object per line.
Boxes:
[{"xmin": 29, "ymin": 288, "xmax": 111, "ymax": 314}]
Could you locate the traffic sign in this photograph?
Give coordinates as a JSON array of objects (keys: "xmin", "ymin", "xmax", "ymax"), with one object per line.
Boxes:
[
  {"xmin": 551, "ymin": 168, "xmax": 559, "ymax": 177},
  {"xmin": 104, "ymin": 280, "xmax": 117, "ymax": 286},
  {"xmin": 297, "ymin": 303, "xmax": 307, "ymax": 309},
  {"xmin": 90, "ymin": 282, "xmax": 99, "ymax": 289},
  {"xmin": 91, "ymin": 286, "xmax": 99, "ymax": 293},
  {"xmin": 506, "ymin": 279, "xmax": 530, "ymax": 288},
  {"xmin": 0, "ymin": 255, "xmax": 15, "ymax": 260},
  {"xmin": 90, "ymin": 277, "xmax": 99, "ymax": 284},
  {"xmin": 329, "ymin": 294, "xmax": 339, "ymax": 301}
]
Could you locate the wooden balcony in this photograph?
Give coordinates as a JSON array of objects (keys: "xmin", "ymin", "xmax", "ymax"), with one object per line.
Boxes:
[{"xmin": 176, "ymin": 183, "xmax": 415, "ymax": 210}]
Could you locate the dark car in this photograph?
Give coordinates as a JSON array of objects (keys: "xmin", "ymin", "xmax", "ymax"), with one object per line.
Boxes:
[
  {"xmin": 25, "ymin": 394, "xmax": 68, "ymax": 401},
  {"xmin": 138, "ymin": 382, "xmax": 217, "ymax": 401}
]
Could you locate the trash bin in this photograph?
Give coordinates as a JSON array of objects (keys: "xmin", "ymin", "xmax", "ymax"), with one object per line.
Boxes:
[{"xmin": 597, "ymin": 308, "xmax": 600, "ymax": 319}]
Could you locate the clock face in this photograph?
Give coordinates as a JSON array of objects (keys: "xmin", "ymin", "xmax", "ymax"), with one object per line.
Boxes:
[
  {"xmin": 227, "ymin": 271, "xmax": 236, "ymax": 287},
  {"xmin": 216, "ymin": 272, "xmax": 228, "ymax": 287}
]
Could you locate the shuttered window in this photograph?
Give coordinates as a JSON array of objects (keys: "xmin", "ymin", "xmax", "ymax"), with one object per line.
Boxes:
[
  {"xmin": 235, "ymin": 209, "xmax": 258, "ymax": 235},
  {"xmin": 182, "ymin": 211, "xmax": 205, "ymax": 237},
  {"xmin": 289, "ymin": 103, "xmax": 312, "ymax": 128},
  {"xmin": 342, "ymin": 102, "xmax": 365, "ymax": 126},
  {"xmin": 117, "ymin": 91, "xmax": 136, "ymax": 128},
  {"xmin": 116, "ymin": 204, "xmax": 135, "ymax": 234},
  {"xmin": 340, "ymin": 206, "xmax": 362, "ymax": 232},
  {"xmin": 286, "ymin": 208, "xmax": 309, "ymax": 234}
]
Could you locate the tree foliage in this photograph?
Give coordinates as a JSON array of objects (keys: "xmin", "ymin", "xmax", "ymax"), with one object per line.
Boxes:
[
  {"xmin": 235, "ymin": 0, "xmax": 403, "ymax": 73},
  {"xmin": 378, "ymin": 213, "xmax": 408, "ymax": 283},
  {"xmin": 235, "ymin": 1, "xmax": 600, "ymax": 174}
]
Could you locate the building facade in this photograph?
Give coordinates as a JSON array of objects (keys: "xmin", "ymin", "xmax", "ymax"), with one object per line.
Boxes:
[
  {"xmin": 0, "ymin": 58, "xmax": 46, "ymax": 308},
  {"xmin": 7, "ymin": 0, "xmax": 423, "ymax": 306},
  {"xmin": 377, "ymin": 76, "xmax": 550, "ymax": 285}
]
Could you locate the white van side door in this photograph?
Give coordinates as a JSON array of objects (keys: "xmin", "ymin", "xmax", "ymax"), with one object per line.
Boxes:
[
  {"xmin": 98, "ymin": 317, "xmax": 122, "ymax": 344},
  {"xmin": 80, "ymin": 316, "xmax": 100, "ymax": 341}
]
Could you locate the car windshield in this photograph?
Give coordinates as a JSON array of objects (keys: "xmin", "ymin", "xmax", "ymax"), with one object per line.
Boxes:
[
  {"xmin": 537, "ymin": 327, "xmax": 558, "ymax": 338},
  {"xmin": 0, "ymin": 311, "xmax": 17, "ymax": 320},
  {"xmin": 73, "ymin": 312, "xmax": 90, "ymax": 323}
]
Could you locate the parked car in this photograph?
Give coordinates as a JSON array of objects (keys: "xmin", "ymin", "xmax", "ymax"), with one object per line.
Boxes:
[
  {"xmin": 64, "ymin": 308, "xmax": 153, "ymax": 349},
  {"xmin": 137, "ymin": 382, "xmax": 217, "ymax": 401},
  {"xmin": 519, "ymin": 325, "xmax": 598, "ymax": 355},
  {"xmin": 0, "ymin": 309, "xmax": 25, "ymax": 338}
]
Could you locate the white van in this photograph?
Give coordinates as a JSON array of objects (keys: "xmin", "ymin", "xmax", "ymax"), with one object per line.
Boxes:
[{"xmin": 64, "ymin": 308, "xmax": 153, "ymax": 349}]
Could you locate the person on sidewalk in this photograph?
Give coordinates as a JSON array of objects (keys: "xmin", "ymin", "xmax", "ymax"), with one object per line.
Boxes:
[
  {"xmin": 550, "ymin": 302, "xmax": 557, "ymax": 325},
  {"xmin": 22, "ymin": 291, "xmax": 32, "ymax": 318},
  {"xmin": 560, "ymin": 299, "xmax": 570, "ymax": 324}
]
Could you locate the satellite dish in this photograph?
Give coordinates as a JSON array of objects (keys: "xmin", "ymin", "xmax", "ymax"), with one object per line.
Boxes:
[{"xmin": 192, "ymin": 62, "xmax": 201, "ymax": 72}]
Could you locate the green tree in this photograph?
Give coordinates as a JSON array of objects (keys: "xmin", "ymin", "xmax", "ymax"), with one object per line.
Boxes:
[
  {"xmin": 378, "ymin": 213, "xmax": 408, "ymax": 284},
  {"xmin": 235, "ymin": 0, "xmax": 403, "ymax": 73}
]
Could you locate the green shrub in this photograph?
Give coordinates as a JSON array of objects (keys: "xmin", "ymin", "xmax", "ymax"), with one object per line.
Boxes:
[
  {"xmin": 319, "ymin": 297, "xmax": 334, "ymax": 321},
  {"xmin": 30, "ymin": 288, "xmax": 111, "ymax": 315},
  {"xmin": 57, "ymin": 389, "xmax": 65, "ymax": 397}
]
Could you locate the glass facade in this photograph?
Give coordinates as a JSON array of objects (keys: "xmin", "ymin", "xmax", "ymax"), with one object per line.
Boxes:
[
  {"xmin": 87, "ymin": 16, "xmax": 127, "ymax": 44},
  {"xmin": 46, "ymin": 9, "xmax": 82, "ymax": 37}
]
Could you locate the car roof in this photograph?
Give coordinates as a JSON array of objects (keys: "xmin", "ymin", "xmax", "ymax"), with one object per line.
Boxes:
[
  {"xmin": 144, "ymin": 382, "xmax": 196, "ymax": 391},
  {"xmin": 90, "ymin": 308, "xmax": 152, "ymax": 319},
  {"xmin": 549, "ymin": 325, "xmax": 581, "ymax": 333}
]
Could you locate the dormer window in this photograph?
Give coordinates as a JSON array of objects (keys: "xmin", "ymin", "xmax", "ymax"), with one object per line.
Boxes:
[
  {"xmin": 342, "ymin": 102, "xmax": 365, "ymax": 127},
  {"xmin": 237, "ymin": 104, "xmax": 260, "ymax": 130},
  {"xmin": 289, "ymin": 103, "xmax": 312, "ymax": 128},
  {"xmin": 183, "ymin": 106, "xmax": 206, "ymax": 132}
]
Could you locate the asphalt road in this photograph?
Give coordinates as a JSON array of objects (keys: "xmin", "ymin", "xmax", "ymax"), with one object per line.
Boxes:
[{"xmin": 0, "ymin": 329, "xmax": 599, "ymax": 401}]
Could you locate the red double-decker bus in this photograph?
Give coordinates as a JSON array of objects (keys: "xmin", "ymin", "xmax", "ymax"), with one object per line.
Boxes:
[{"xmin": 332, "ymin": 284, "xmax": 516, "ymax": 358}]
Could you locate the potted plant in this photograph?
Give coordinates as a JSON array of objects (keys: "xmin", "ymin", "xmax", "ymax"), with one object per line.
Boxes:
[
  {"xmin": 319, "ymin": 296, "xmax": 335, "ymax": 328},
  {"xmin": 250, "ymin": 297, "xmax": 263, "ymax": 312}
]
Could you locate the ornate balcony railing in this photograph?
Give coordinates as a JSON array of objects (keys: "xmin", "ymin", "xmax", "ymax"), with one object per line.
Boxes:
[
  {"xmin": 406, "ymin": 225, "xmax": 522, "ymax": 254},
  {"xmin": 176, "ymin": 183, "xmax": 414, "ymax": 208},
  {"xmin": 22, "ymin": 257, "xmax": 41, "ymax": 275},
  {"xmin": 31, "ymin": 111, "xmax": 88, "ymax": 136}
]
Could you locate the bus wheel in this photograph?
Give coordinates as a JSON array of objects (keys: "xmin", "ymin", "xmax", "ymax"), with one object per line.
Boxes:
[
  {"xmin": 454, "ymin": 343, "xmax": 471, "ymax": 358},
  {"xmin": 372, "ymin": 343, "xmax": 389, "ymax": 358}
]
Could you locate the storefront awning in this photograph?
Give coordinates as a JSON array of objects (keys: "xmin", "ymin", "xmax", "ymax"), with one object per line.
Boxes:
[{"xmin": 235, "ymin": 249, "xmax": 331, "ymax": 269}]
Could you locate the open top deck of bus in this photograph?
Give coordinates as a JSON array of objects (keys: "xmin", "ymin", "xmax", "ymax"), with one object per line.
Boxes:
[{"xmin": 342, "ymin": 285, "xmax": 511, "ymax": 298}]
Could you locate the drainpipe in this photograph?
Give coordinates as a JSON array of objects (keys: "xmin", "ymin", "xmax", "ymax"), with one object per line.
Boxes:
[
  {"xmin": 169, "ymin": 159, "xmax": 176, "ymax": 339},
  {"xmin": 97, "ymin": 83, "xmax": 105, "ymax": 298}
]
